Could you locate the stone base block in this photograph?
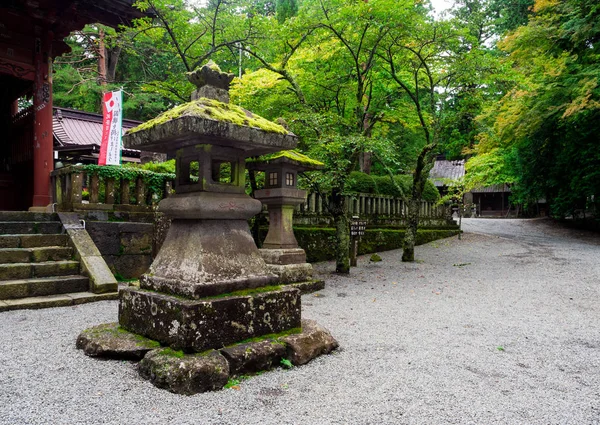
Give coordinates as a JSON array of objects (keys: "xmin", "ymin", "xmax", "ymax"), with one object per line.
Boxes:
[
  {"xmin": 260, "ymin": 248, "xmax": 307, "ymax": 265},
  {"xmin": 289, "ymin": 279, "xmax": 325, "ymax": 295},
  {"xmin": 266, "ymin": 263, "xmax": 313, "ymax": 284},
  {"xmin": 77, "ymin": 318, "xmax": 338, "ymax": 394},
  {"xmin": 220, "ymin": 340, "xmax": 286, "ymax": 376},
  {"xmin": 281, "ymin": 319, "xmax": 339, "ymax": 366},
  {"xmin": 76, "ymin": 323, "xmax": 160, "ymax": 360},
  {"xmin": 139, "ymin": 348, "xmax": 229, "ymax": 395},
  {"xmin": 118, "ymin": 286, "xmax": 301, "ymax": 352}
]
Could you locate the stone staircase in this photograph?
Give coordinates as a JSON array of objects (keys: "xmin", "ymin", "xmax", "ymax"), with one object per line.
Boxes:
[{"xmin": 0, "ymin": 212, "xmax": 117, "ymax": 311}]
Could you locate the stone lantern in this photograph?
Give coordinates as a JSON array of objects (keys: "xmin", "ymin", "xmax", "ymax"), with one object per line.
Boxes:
[
  {"xmin": 76, "ymin": 62, "xmax": 338, "ymax": 395},
  {"xmin": 118, "ymin": 62, "xmax": 301, "ymax": 350},
  {"xmin": 247, "ymin": 151, "xmax": 324, "ymax": 284}
]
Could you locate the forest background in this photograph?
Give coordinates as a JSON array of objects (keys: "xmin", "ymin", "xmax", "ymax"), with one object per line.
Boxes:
[{"xmin": 51, "ymin": 0, "xmax": 600, "ymax": 269}]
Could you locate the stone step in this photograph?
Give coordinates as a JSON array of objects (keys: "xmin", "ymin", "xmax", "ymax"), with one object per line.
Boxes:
[
  {"xmin": 0, "ymin": 247, "xmax": 73, "ymax": 264},
  {"xmin": 0, "ymin": 291, "xmax": 119, "ymax": 312},
  {"xmin": 0, "ymin": 221, "xmax": 63, "ymax": 235},
  {"xmin": 0, "ymin": 275, "xmax": 89, "ymax": 299},
  {"xmin": 0, "ymin": 260, "xmax": 80, "ymax": 280},
  {"xmin": 0, "ymin": 234, "xmax": 69, "ymax": 249},
  {"xmin": 0, "ymin": 211, "xmax": 59, "ymax": 222}
]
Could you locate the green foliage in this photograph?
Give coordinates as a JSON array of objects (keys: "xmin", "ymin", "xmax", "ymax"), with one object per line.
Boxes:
[
  {"xmin": 280, "ymin": 358, "xmax": 293, "ymax": 369},
  {"xmin": 346, "ymin": 172, "xmax": 377, "ymax": 194},
  {"xmin": 75, "ymin": 164, "xmax": 174, "ymax": 201},
  {"xmin": 293, "ymin": 227, "xmax": 459, "ymax": 263},
  {"xmin": 344, "ymin": 172, "xmax": 440, "ymax": 202},
  {"xmin": 276, "ymin": 0, "xmax": 298, "ymax": 23},
  {"xmin": 473, "ymin": 0, "xmax": 600, "ymax": 217}
]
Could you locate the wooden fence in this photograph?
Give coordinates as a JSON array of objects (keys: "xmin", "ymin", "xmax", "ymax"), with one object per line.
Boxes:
[
  {"xmin": 51, "ymin": 166, "xmax": 451, "ymax": 225},
  {"xmin": 51, "ymin": 166, "xmax": 173, "ymax": 212}
]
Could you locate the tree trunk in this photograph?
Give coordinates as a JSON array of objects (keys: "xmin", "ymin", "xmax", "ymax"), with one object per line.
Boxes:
[
  {"xmin": 331, "ymin": 190, "xmax": 350, "ymax": 273},
  {"xmin": 98, "ymin": 28, "xmax": 107, "ymax": 86},
  {"xmin": 106, "ymin": 46, "xmax": 122, "ymax": 83},
  {"xmin": 402, "ymin": 198, "xmax": 419, "ymax": 262},
  {"xmin": 359, "ymin": 152, "xmax": 372, "ymax": 174},
  {"xmin": 402, "ymin": 143, "xmax": 436, "ymax": 262}
]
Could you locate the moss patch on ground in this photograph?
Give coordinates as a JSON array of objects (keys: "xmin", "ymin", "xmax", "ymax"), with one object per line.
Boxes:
[{"xmin": 128, "ymin": 98, "xmax": 289, "ymax": 135}]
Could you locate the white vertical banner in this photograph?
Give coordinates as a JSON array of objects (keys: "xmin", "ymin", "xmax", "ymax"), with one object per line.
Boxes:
[{"xmin": 99, "ymin": 90, "xmax": 123, "ymax": 166}]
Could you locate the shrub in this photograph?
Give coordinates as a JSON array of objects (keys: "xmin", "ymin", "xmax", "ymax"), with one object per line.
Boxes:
[
  {"xmin": 346, "ymin": 172, "xmax": 440, "ymax": 202},
  {"xmin": 345, "ymin": 171, "xmax": 377, "ymax": 194}
]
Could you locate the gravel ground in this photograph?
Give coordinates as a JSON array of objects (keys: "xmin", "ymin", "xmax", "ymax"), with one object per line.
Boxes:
[{"xmin": 1, "ymin": 218, "xmax": 599, "ymax": 425}]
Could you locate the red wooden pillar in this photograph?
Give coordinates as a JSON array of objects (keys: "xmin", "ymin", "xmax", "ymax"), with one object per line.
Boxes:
[{"xmin": 32, "ymin": 30, "xmax": 54, "ymax": 207}]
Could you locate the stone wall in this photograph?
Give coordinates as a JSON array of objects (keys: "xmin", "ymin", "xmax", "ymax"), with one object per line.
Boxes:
[
  {"xmin": 84, "ymin": 211, "xmax": 458, "ymax": 280},
  {"xmin": 266, "ymin": 226, "xmax": 460, "ymax": 263},
  {"xmin": 86, "ymin": 221, "xmax": 154, "ymax": 280}
]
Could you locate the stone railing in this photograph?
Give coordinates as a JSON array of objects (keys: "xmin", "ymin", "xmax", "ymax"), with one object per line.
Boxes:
[
  {"xmin": 51, "ymin": 165, "xmax": 174, "ymax": 212},
  {"xmin": 293, "ymin": 192, "xmax": 452, "ymax": 227}
]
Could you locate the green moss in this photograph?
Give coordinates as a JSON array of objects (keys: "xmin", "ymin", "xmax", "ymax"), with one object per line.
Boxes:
[
  {"xmin": 159, "ymin": 347, "xmax": 186, "ymax": 358},
  {"xmin": 203, "ymin": 285, "xmax": 284, "ymax": 300},
  {"xmin": 247, "ymin": 150, "xmax": 324, "ymax": 168},
  {"xmin": 226, "ymin": 327, "xmax": 302, "ymax": 347},
  {"xmin": 128, "ymin": 98, "xmax": 289, "ymax": 135},
  {"xmin": 370, "ymin": 253, "xmax": 382, "ymax": 262},
  {"xmin": 83, "ymin": 324, "xmax": 161, "ymax": 348}
]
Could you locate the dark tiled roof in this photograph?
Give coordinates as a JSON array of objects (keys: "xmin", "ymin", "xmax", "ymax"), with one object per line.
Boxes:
[
  {"xmin": 429, "ymin": 159, "xmax": 465, "ymax": 187},
  {"xmin": 53, "ymin": 107, "xmax": 141, "ymax": 149},
  {"xmin": 472, "ymin": 184, "xmax": 511, "ymax": 193}
]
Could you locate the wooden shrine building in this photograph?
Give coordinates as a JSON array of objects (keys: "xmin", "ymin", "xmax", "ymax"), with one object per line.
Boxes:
[{"xmin": 0, "ymin": 0, "xmax": 143, "ymax": 211}]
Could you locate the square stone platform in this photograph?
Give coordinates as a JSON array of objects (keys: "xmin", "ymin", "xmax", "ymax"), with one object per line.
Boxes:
[{"xmin": 119, "ymin": 286, "xmax": 301, "ymax": 352}]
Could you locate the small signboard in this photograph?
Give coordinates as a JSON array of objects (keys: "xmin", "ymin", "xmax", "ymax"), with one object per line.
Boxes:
[{"xmin": 350, "ymin": 219, "xmax": 367, "ymax": 237}]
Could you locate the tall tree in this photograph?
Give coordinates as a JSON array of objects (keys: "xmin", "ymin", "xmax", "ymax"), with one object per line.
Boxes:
[{"xmin": 472, "ymin": 0, "xmax": 600, "ymax": 217}]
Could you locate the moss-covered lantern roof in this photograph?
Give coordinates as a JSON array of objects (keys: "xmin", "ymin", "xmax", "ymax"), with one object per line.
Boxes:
[
  {"xmin": 247, "ymin": 150, "xmax": 325, "ymax": 171},
  {"xmin": 123, "ymin": 98, "xmax": 297, "ymax": 156}
]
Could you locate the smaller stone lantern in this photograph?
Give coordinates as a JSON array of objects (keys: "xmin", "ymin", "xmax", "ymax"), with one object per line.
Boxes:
[{"xmin": 248, "ymin": 150, "xmax": 324, "ymax": 284}]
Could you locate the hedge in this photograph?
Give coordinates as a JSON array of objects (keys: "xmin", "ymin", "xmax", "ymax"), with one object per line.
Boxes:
[{"xmin": 291, "ymin": 226, "xmax": 460, "ymax": 263}]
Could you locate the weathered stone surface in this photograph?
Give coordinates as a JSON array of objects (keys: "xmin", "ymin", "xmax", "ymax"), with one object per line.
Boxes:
[
  {"xmin": 119, "ymin": 286, "xmax": 301, "ymax": 352},
  {"xmin": 76, "ymin": 323, "xmax": 160, "ymax": 360},
  {"xmin": 158, "ymin": 192, "xmax": 261, "ymax": 220},
  {"xmin": 58, "ymin": 215, "xmax": 118, "ymax": 294},
  {"xmin": 289, "ymin": 279, "xmax": 325, "ymax": 295},
  {"xmin": 140, "ymin": 219, "xmax": 277, "ymax": 298},
  {"xmin": 79, "ymin": 256, "xmax": 117, "ymax": 294},
  {"xmin": 281, "ymin": 319, "xmax": 339, "ymax": 366},
  {"xmin": 266, "ymin": 263, "xmax": 313, "ymax": 284},
  {"xmin": 220, "ymin": 340, "xmax": 287, "ymax": 375},
  {"xmin": 105, "ymin": 254, "xmax": 152, "ymax": 280},
  {"xmin": 259, "ymin": 248, "xmax": 307, "ymax": 265},
  {"xmin": 87, "ymin": 221, "xmax": 153, "ymax": 255},
  {"xmin": 138, "ymin": 349, "xmax": 229, "ymax": 395}
]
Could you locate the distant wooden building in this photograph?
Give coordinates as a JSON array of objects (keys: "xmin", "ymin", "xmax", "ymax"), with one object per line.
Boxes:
[
  {"xmin": 429, "ymin": 155, "xmax": 512, "ymax": 217},
  {"xmin": 0, "ymin": 1, "xmax": 144, "ymax": 211},
  {"xmin": 53, "ymin": 107, "xmax": 142, "ymax": 165}
]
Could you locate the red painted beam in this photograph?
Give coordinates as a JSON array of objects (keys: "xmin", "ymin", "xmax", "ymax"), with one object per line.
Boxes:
[{"xmin": 32, "ymin": 31, "xmax": 54, "ymax": 207}]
